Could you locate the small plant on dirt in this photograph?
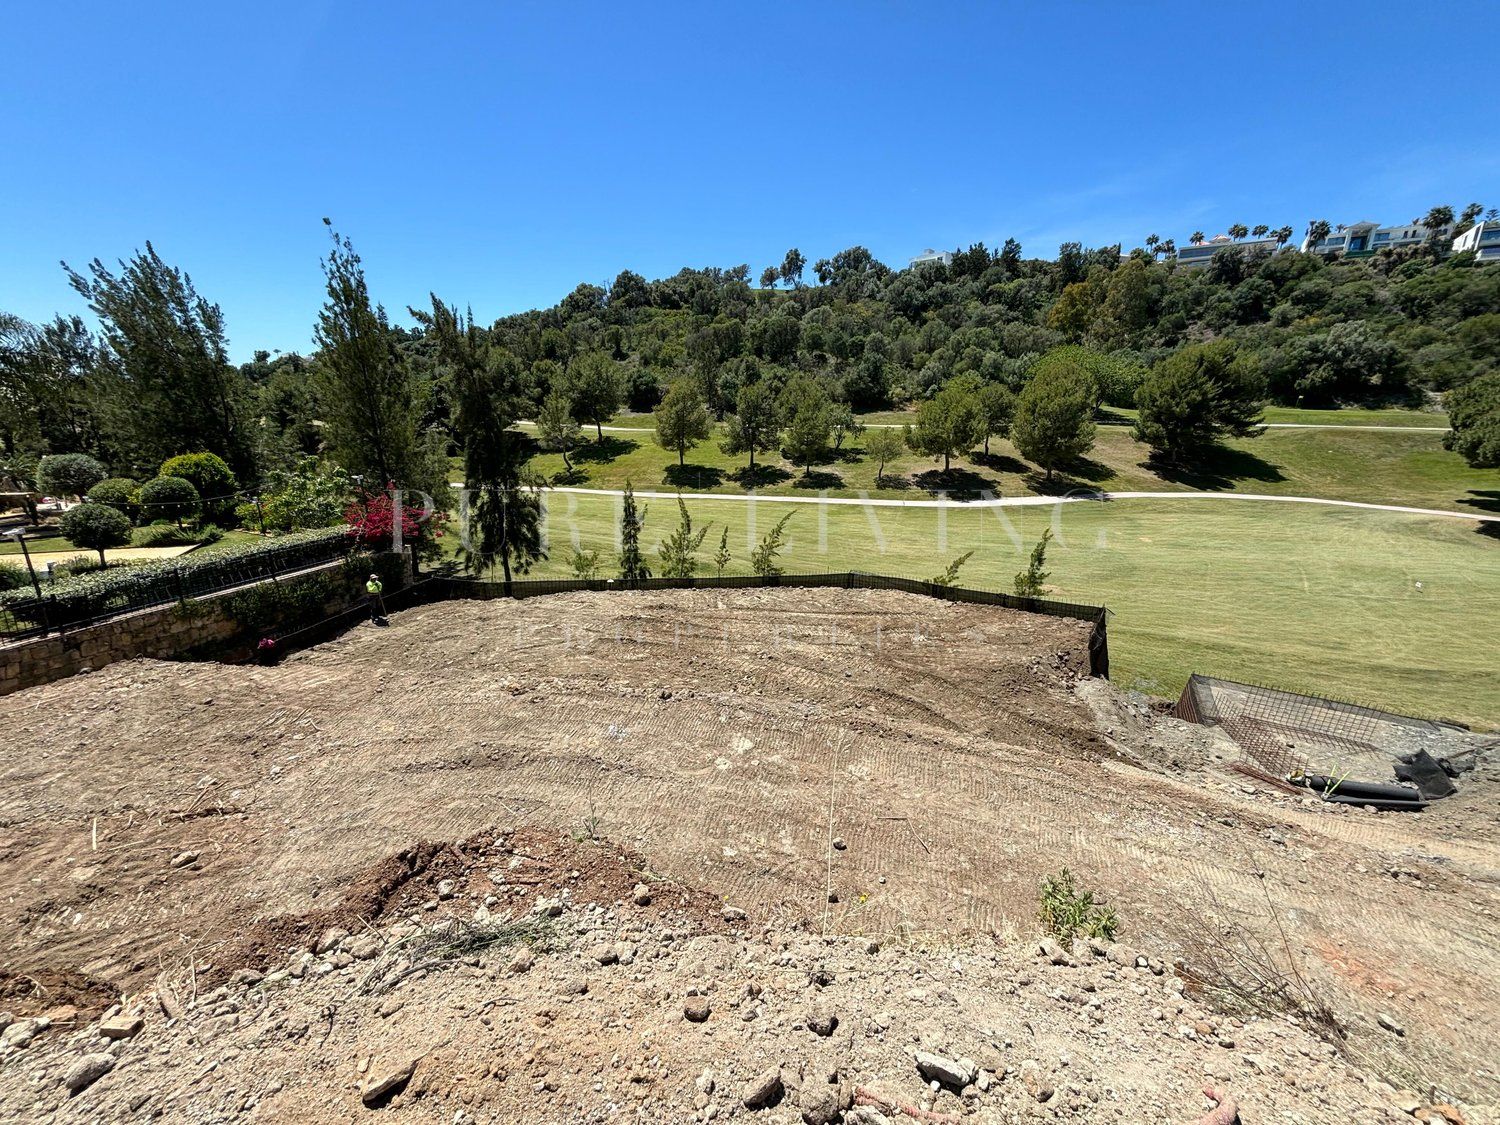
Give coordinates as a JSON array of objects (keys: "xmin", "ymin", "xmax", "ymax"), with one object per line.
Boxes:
[
  {"xmin": 750, "ymin": 513, "xmax": 794, "ymax": 577},
  {"xmin": 1038, "ymin": 867, "xmax": 1119, "ymax": 943},
  {"xmin": 359, "ymin": 915, "xmax": 557, "ymax": 996},
  {"xmin": 1014, "ymin": 528, "xmax": 1052, "ymax": 598},
  {"xmin": 1179, "ymin": 877, "xmax": 1344, "ymax": 1050},
  {"xmin": 930, "ymin": 550, "xmax": 974, "ymax": 588},
  {"xmin": 574, "ymin": 801, "xmax": 603, "ymax": 843}
]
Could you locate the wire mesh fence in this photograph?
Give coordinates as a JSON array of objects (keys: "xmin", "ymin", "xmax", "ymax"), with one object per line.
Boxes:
[{"xmin": 1174, "ymin": 673, "xmax": 1444, "ymax": 780}]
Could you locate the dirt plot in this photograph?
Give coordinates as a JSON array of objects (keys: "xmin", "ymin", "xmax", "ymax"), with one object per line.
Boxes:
[{"xmin": 1, "ymin": 588, "xmax": 1498, "ymax": 1109}]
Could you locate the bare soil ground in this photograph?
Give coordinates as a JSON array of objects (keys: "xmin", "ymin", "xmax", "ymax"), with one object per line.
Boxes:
[{"xmin": 0, "ymin": 589, "xmax": 1495, "ymax": 1123}]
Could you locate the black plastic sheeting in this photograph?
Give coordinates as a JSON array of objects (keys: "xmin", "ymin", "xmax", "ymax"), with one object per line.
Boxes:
[{"xmin": 1394, "ymin": 750, "xmax": 1458, "ymax": 800}]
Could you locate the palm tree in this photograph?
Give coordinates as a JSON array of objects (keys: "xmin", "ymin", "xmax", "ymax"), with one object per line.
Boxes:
[
  {"xmin": 1190, "ymin": 231, "xmax": 1205, "ymax": 245},
  {"xmin": 1159, "ymin": 238, "xmax": 1177, "ymax": 260},
  {"xmin": 1228, "ymin": 224, "xmax": 1248, "ymax": 240},
  {"xmin": 1252, "ymin": 224, "xmax": 1269, "ymax": 238},
  {"xmin": 1421, "ymin": 205, "xmax": 1455, "ymax": 242},
  {"xmin": 1460, "ymin": 202, "xmax": 1483, "ymax": 226},
  {"xmin": 1487, "ymin": 208, "xmax": 1499, "ymax": 222},
  {"xmin": 1274, "ymin": 225, "xmax": 1294, "ymax": 247},
  {"xmin": 1306, "ymin": 219, "xmax": 1332, "ymax": 249}
]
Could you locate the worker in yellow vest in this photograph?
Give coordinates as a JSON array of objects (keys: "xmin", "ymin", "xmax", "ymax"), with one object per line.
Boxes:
[{"xmin": 366, "ymin": 573, "xmax": 387, "ymax": 622}]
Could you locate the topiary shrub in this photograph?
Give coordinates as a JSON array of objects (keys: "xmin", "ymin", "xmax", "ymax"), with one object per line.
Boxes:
[
  {"xmin": 160, "ymin": 452, "xmax": 238, "ymax": 523},
  {"xmin": 138, "ymin": 476, "xmax": 201, "ymax": 528},
  {"xmin": 59, "ymin": 502, "xmax": 134, "ymax": 567},
  {"xmin": 37, "ymin": 453, "xmax": 107, "ymax": 500},
  {"xmin": 86, "ymin": 477, "xmax": 141, "ymax": 520}
]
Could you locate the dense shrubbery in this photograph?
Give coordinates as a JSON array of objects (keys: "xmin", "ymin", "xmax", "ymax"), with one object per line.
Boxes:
[{"xmin": 0, "ymin": 527, "xmax": 348, "ymax": 626}]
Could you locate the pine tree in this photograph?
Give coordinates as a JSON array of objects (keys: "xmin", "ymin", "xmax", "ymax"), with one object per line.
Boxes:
[
  {"xmin": 1014, "ymin": 530, "xmax": 1052, "ymax": 598},
  {"xmin": 656, "ymin": 496, "xmax": 710, "ymax": 578},
  {"xmin": 618, "ymin": 482, "xmax": 650, "ymax": 582},
  {"xmin": 316, "ymin": 226, "xmax": 436, "ymax": 493},
  {"xmin": 713, "ymin": 526, "xmax": 731, "ymax": 577},
  {"xmin": 653, "ymin": 380, "xmax": 713, "ymax": 466}
]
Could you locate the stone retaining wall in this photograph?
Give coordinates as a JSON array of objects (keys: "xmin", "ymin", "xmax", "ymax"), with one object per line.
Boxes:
[{"xmin": 0, "ymin": 560, "xmax": 369, "ymax": 697}]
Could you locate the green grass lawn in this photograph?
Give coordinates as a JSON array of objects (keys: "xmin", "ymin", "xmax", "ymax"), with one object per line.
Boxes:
[
  {"xmin": 499, "ymin": 492, "xmax": 1499, "ymax": 728},
  {"xmin": 1100, "ymin": 404, "xmax": 1449, "ymax": 428},
  {"xmin": 0, "ymin": 525, "xmax": 264, "ymax": 558},
  {"xmin": 489, "ymin": 418, "xmax": 1497, "ymax": 516}
]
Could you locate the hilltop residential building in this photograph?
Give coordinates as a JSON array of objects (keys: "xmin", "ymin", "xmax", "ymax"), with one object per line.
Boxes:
[
  {"xmin": 908, "ymin": 248, "xmax": 953, "ymax": 268},
  {"xmin": 1453, "ymin": 219, "xmax": 1500, "ymax": 262},
  {"xmin": 1300, "ymin": 220, "xmax": 1449, "ymax": 257},
  {"xmin": 1175, "ymin": 233, "xmax": 1282, "ymax": 269}
]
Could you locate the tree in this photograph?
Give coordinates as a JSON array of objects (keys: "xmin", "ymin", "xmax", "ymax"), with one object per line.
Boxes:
[
  {"xmin": 1228, "ymin": 224, "xmax": 1248, "ymax": 241},
  {"xmin": 0, "ymin": 452, "xmax": 40, "ymax": 524},
  {"xmin": 653, "ymin": 381, "xmax": 713, "ymax": 466},
  {"xmin": 537, "ymin": 388, "xmax": 583, "ymax": 473},
  {"xmin": 721, "ymin": 381, "xmax": 781, "ymax": 473},
  {"xmin": 37, "ymin": 453, "xmax": 106, "ymax": 500},
  {"xmin": 1252, "ymin": 224, "xmax": 1270, "ymax": 238},
  {"xmin": 568, "ymin": 546, "xmax": 603, "ymax": 579},
  {"xmin": 566, "ymin": 351, "xmax": 626, "ymax": 440},
  {"xmin": 713, "ymin": 526, "xmax": 731, "ymax": 577},
  {"xmin": 975, "ymin": 382, "xmax": 1017, "ymax": 456},
  {"xmin": 60, "ymin": 502, "xmax": 133, "ymax": 566},
  {"xmin": 236, "ymin": 456, "xmax": 350, "ymax": 533},
  {"xmin": 618, "ymin": 482, "xmax": 649, "ymax": 581},
  {"xmin": 1444, "ymin": 371, "xmax": 1500, "ymax": 468},
  {"xmin": 315, "ymin": 226, "xmax": 437, "ymax": 494},
  {"xmin": 759, "ymin": 266, "xmax": 779, "ymax": 290},
  {"xmin": 1190, "ymin": 231, "xmax": 1206, "ymax": 245},
  {"xmin": 1133, "ymin": 341, "xmax": 1266, "ymax": 465},
  {"xmin": 64, "ymin": 244, "xmax": 252, "ymax": 477},
  {"xmin": 828, "ymin": 403, "xmax": 863, "ymax": 452},
  {"xmin": 864, "ymin": 427, "xmax": 905, "ymax": 486},
  {"xmin": 1014, "ymin": 529, "xmax": 1052, "ymax": 598},
  {"xmin": 1273, "ymin": 225, "xmax": 1294, "ymax": 246},
  {"xmin": 1305, "ymin": 219, "xmax": 1331, "ymax": 249},
  {"xmin": 779, "ymin": 376, "xmax": 833, "ymax": 476},
  {"xmin": 86, "ymin": 478, "xmax": 139, "ymax": 520},
  {"xmin": 656, "ymin": 496, "xmax": 710, "ymax": 578},
  {"xmin": 906, "ymin": 381, "xmax": 983, "ymax": 472},
  {"xmin": 1010, "ymin": 360, "xmax": 1096, "ymax": 481},
  {"xmin": 160, "ymin": 452, "xmax": 238, "ymax": 523},
  {"xmin": 138, "ymin": 475, "xmax": 200, "ymax": 528},
  {"xmin": 1421, "ymin": 205, "xmax": 1455, "ymax": 242},
  {"xmin": 750, "ymin": 513, "xmax": 793, "ymax": 577},
  {"xmin": 779, "ymin": 248, "xmax": 807, "ymax": 290},
  {"xmin": 411, "ymin": 296, "xmax": 539, "ymax": 582},
  {"xmin": 930, "ymin": 550, "xmax": 973, "ymax": 588}
]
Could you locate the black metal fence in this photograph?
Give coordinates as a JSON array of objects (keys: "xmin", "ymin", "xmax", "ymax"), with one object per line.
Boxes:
[
  {"xmin": 431, "ymin": 571, "xmax": 1110, "ymax": 678},
  {"xmin": 0, "ymin": 534, "xmax": 358, "ymax": 641}
]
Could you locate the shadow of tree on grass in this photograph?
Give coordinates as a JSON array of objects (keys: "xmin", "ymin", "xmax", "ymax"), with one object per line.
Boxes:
[
  {"xmin": 912, "ymin": 467, "xmax": 1001, "ymax": 501},
  {"xmin": 728, "ymin": 463, "xmax": 793, "ymax": 490},
  {"xmin": 573, "ymin": 436, "xmax": 639, "ymax": 464},
  {"xmin": 1147, "ymin": 445, "xmax": 1287, "ymax": 491},
  {"xmin": 663, "ymin": 464, "xmax": 725, "ymax": 490}
]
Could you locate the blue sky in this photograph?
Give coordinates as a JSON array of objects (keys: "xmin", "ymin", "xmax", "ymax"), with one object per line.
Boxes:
[{"xmin": 4, "ymin": 0, "xmax": 1496, "ymax": 362}]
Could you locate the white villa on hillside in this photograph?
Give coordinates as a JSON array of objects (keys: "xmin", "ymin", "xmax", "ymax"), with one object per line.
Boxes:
[
  {"xmin": 1175, "ymin": 233, "xmax": 1283, "ymax": 269},
  {"xmin": 908, "ymin": 248, "xmax": 953, "ymax": 268},
  {"xmin": 1453, "ymin": 219, "xmax": 1500, "ymax": 262},
  {"xmin": 1300, "ymin": 220, "xmax": 1449, "ymax": 257}
]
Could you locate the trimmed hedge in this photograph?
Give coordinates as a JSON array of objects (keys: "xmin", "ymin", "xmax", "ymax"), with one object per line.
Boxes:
[{"xmin": 0, "ymin": 527, "xmax": 351, "ymax": 629}]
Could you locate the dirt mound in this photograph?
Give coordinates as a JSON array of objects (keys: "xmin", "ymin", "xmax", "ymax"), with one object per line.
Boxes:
[
  {"xmin": 210, "ymin": 826, "xmax": 726, "ymax": 981},
  {"xmin": 0, "ymin": 968, "xmax": 118, "ymax": 1021}
]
